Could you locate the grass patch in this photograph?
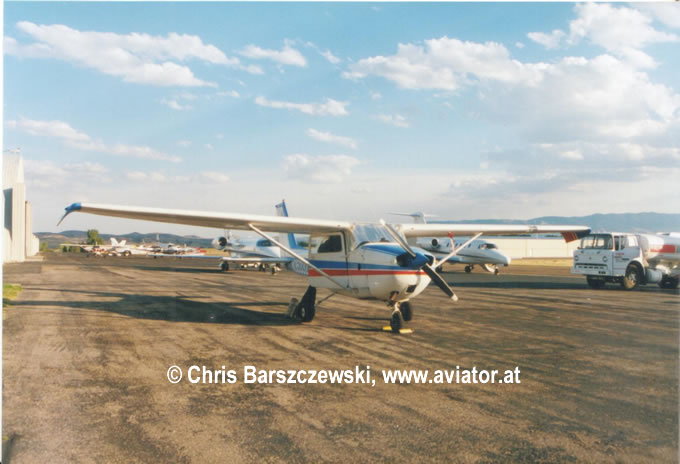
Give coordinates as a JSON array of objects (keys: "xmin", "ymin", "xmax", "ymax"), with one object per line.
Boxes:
[{"xmin": 3, "ymin": 284, "xmax": 23, "ymax": 306}]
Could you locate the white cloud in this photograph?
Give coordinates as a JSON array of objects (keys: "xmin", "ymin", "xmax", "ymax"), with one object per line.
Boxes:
[
  {"xmin": 199, "ymin": 172, "xmax": 230, "ymax": 183},
  {"xmin": 559, "ymin": 150, "xmax": 583, "ymax": 161},
  {"xmin": 238, "ymin": 42, "xmax": 307, "ymax": 67},
  {"xmin": 239, "ymin": 64, "xmax": 264, "ymax": 75},
  {"xmin": 345, "ymin": 37, "xmax": 549, "ymax": 90},
  {"xmin": 255, "ymin": 96, "xmax": 349, "ymax": 116},
  {"xmin": 306, "ymin": 128, "xmax": 358, "ymax": 149},
  {"xmin": 177, "ymin": 140, "xmax": 192, "ymax": 147},
  {"xmin": 304, "ymin": 41, "xmax": 341, "ymax": 64},
  {"xmin": 567, "ymin": 4, "xmax": 679, "ymax": 68},
  {"xmin": 515, "ymin": 42, "xmax": 525, "ymax": 49},
  {"xmin": 204, "ymin": 143, "xmax": 214, "ymax": 151},
  {"xmin": 7, "ymin": 117, "xmax": 181, "ymax": 162},
  {"xmin": 64, "ymin": 161, "xmax": 109, "ymax": 174},
  {"xmin": 125, "ymin": 171, "xmax": 148, "ymax": 181},
  {"xmin": 217, "ymin": 90, "xmax": 240, "ymax": 98},
  {"xmin": 126, "ymin": 171, "xmax": 229, "ymax": 184},
  {"xmin": 320, "ymin": 49, "xmax": 340, "ymax": 64},
  {"xmin": 161, "ymin": 98, "xmax": 192, "ymax": 111},
  {"xmin": 374, "ymin": 114, "xmax": 410, "ymax": 128},
  {"xmin": 5, "ymin": 118, "xmax": 89, "ymax": 142},
  {"xmin": 477, "ymin": 54, "xmax": 680, "ymax": 141},
  {"xmin": 635, "ymin": 4, "xmax": 680, "ymax": 29},
  {"xmin": 371, "ymin": 92, "xmax": 382, "ymax": 100},
  {"xmin": 125, "ymin": 171, "xmax": 189, "ymax": 183},
  {"xmin": 79, "ymin": 142, "xmax": 181, "ymax": 163},
  {"xmin": 283, "ymin": 154, "xmax": 360, "ymax": 183},
  {"xmin": 5, "ymin": 21, "xmax": 243, "ymax": 86},
  {"xmin": 527, "ymin": 29, "xmax": 565, "ymax": 49}
]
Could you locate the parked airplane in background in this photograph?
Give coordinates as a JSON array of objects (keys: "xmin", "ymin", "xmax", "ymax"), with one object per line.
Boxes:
[
  {"xmin": 61, "ymin": 237, "xmax": 146, "ymax": 256},
  {"xmin": 59, "ymin": 202, "xmax": 589, "ymax": 332},
  {"xmin": 391, "ymin": 212, "xmax": 511, "ymax": 274},
  {"xmin": 211, "ymin": 200, "xmax": 307, "ymax": 273}
]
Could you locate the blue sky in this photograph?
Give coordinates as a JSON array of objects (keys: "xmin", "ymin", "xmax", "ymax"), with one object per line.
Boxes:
[{"xmin": 4, "ymin": 2, "xmax": 680, "ymax": 235}]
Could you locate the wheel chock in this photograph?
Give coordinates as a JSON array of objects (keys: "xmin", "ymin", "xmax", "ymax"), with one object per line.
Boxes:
[{"xmin": 382, "ymin": 326, "xmax": 414, "ymax": 334}]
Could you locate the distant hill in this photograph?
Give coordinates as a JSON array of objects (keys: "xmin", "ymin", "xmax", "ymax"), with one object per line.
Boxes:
[
  {"xmin": 36, "ymin": 231, "xmax": 214, "ymax": 249},
  {"xmin": 433, "ymin": 212, "xmax": 680, "ymax": 234},
  {"xmin": 37, "ymin": 213, "xmax": 680, "ymax": 248}
]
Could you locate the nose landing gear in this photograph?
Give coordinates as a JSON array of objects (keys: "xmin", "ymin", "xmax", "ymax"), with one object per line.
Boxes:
[{"xmin": 384, "ymin": 300, "xmax": 414, "ymax": 334}]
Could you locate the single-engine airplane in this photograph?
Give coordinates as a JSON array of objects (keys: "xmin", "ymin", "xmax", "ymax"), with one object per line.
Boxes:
[
  {"xmin": 59, "ymin": 202, "xmax": 590, "ymax": 332},
  {"xmin": 391, "ymin": 212, "xmax": 512, "ymax": 274}
]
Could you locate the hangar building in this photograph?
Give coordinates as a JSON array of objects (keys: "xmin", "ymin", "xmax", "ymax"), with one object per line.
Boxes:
[{"xmin": 3, "ymin": 153, "xmax": 39, "ymax": 263}]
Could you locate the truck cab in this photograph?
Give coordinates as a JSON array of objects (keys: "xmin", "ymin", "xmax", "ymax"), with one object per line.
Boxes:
[{"xmin": 572, "ymin": 233, "xmax": 645, "ymax": 289}]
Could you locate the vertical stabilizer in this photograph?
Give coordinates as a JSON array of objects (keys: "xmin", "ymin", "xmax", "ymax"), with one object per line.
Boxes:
[{"xmin": 275, "ymin": 200, "xmax": 304, "ymax": 250}]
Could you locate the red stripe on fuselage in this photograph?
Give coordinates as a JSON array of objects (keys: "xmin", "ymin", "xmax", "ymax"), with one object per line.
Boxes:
[{"xmin": 308, "ymin": 269, "xmax": 427, "ymax": 277}]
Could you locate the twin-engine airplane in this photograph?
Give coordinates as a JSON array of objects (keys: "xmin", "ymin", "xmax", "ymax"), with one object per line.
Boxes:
[
  {"xmin": 210, "ymin": 201, "xmax": 307, "ymax": 273},
  {"xmin": 59, "ymin": 202, "xmax": 590, "ymax": 332},
  {"xmin": 392, "ymin": 212, "xmax": 512, "ymax": 274}
]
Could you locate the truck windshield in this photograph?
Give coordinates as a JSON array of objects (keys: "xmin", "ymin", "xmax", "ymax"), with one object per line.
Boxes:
[{"xmin": 580, "ymin": 234, "xmax": 613, "ymax": 250}]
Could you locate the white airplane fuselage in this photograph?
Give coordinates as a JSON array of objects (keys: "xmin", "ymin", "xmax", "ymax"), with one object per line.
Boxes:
[
  {"xmin": 308, "ymin": 242, "xmax": 432, "ymax": 301},
  {"xmin": 417, "ymin": 237, "xmax": 511, "ymax": 267}
]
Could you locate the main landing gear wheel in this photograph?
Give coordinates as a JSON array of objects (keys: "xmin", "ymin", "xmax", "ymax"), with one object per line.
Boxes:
[
  {"xmin": 220, "ymin": 261, "xmax": 229, "ymax": 272},
  {"xmin": 621, "ymin": 264, "xmax": 641, "ymax": 290},
  {"xmin": 400, "ymin": 301, "xmax": 413, "ymax": 322},
  {"xmin": 464, "ymin": 265, "xmax": 473, "ymax": 274},
  {"xmin": 295, "ymin": 286, "xmax": 316, "ymax": 322}
]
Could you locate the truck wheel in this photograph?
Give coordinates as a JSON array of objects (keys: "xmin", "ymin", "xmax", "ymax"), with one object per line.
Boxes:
[
  {"xmin": 621, "ymin": 264, "xmax": 641, "ymax": 290},
  {"xmin": 586, "ymin": 276, "xmax": 605, "ymax": 289},
  {"xmin": 659, "ymin": 276, "xmax": 679, "ymax": 289}
]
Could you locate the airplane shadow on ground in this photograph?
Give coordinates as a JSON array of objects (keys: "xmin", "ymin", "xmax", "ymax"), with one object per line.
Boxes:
[
  {"xmin": 12, "ymin": 287, "xmax": 298, "ymax": 326},
  {"xmin": 445, "ymin": 279, "xmax": 586, "ymax": 290},
  {"xmin": 445, "ymin": 278, "xmax": 678, "ymax": 293}
]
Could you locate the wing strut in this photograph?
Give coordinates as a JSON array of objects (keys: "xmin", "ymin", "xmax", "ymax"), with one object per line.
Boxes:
[
  {"xmin": 247, "ymin": 224, "xmax": 346, "ymax": 290},
  {"xmin": 432, "ymin": 233, "xmax": 482, "ymax": 268}
]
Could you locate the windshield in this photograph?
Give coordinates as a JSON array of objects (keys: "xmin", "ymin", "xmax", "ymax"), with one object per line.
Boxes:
[
  {"xmin": 353, "ymin": 224, "xmax": 394, "ymax": 245},
  {"xmin": 580, "ymin": 234, "xmax": 613, "ymax": 250}
]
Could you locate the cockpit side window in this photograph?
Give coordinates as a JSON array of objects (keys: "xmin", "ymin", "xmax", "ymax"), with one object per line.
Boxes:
[{"xmin": 315, "ymin": 234, "xmax": 343, "ymax": 253}]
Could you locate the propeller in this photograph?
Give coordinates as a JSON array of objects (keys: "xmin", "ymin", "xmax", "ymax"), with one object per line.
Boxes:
[{"xmin": 380, "ymin": 220, "xmax": 458, "ymax": 301}]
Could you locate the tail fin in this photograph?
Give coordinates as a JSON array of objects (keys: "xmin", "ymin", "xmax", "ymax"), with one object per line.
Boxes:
[
  {"xmin": 390, "ymin": 212, "xmax": 434, "ymax": 224},
  {"xmin": 111, "ymin": 238, "xmax": 119, "ymax": 246},
  {"xmin": 275, "ymin": 199, "xmax": 304, "ymax": 250}
]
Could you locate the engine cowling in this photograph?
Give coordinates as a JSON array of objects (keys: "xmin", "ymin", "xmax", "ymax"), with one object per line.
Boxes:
[
  {"xmin": 431, "ymin": 238, "xmax": 440, "ymax": 249},
  {"xmin": 212, "ymin": 236, "xmax": 229, "ymax": 250}
]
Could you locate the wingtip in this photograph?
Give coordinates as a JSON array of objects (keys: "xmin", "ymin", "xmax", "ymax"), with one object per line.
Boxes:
[{"xmin": 57, "ymin": 202, "xmax": 82, "ymax": 226}]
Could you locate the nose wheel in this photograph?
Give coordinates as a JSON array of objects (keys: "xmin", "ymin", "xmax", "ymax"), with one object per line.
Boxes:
[
  {"xmin": 390, "ymin": 309, "xmax": 404, "ymax": 332},
  {"xmin": 384, "ymin": 301, "xmax": 414, "ymax": 334}
]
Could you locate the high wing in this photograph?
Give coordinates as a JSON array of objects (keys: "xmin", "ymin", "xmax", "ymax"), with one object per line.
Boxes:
[
  {"xmin": 397, "ymin": 224, "xmax": 590, "ymax": 242},
  {"xmin": 59, "ymin": 203, "xmax": 353, "ymax": 235}
]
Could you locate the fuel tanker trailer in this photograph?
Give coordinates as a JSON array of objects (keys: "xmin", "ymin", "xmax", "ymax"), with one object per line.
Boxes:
[{"xmin": 572, "ymin": 232, "xmax": 680, "ymax": 290}]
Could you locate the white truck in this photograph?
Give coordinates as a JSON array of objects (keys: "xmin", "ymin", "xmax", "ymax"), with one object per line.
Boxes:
[{"xmin": 572, "ymin": 232, "xmax": 680, "ymax": 290}]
